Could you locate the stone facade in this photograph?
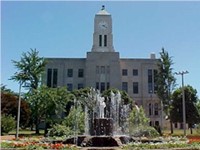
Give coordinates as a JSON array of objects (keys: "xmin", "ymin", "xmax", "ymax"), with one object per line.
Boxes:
[{"xmin": 43, "ymin": 6, "xmax": 167, "ymax": 129}]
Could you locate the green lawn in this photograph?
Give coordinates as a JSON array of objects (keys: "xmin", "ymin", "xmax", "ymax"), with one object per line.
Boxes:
[{"xmin": 163, "ymin": 128, "xmax": 200, "ymax": 136}]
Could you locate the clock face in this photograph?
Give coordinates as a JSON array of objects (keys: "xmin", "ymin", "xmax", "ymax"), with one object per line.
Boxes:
[{"xmin": 98, "ymin": 21, "xmax": 108, "ymax": 30}]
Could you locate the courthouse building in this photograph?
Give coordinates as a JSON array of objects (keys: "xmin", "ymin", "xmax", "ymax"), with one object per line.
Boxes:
[{"xmin": 44, "ymin": 6, "xmax": 166, "ymax": 128}]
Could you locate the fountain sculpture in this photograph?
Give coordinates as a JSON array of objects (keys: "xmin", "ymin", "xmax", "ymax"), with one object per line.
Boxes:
[{"xmin": 56, "ymin": 88, "xmax": 161, "ymax": 147}]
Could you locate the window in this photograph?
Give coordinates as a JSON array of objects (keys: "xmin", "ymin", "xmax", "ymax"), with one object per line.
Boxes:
[
  {"xmin": 100, "ymin": 82, "xmax": 105, "ymax": 92},
  {"xmin": 78, "ymin": 83, "xmax": 84, "ymax": 89},
  {"xmin": 155, "ymin": 121, "xmax": 159, "ymax": 126},
  {"xmin": 53, "ymin": 69, "xmax": 58, "ymax": 88},
  {"xmin": 78, "ymin": 69, "xmax": 84, "ymax": 78},
  {"xmin": 67, "ymin": 69, "xmax": 73, "ymax": 77},
  {"xmin": 133, "ymin": 69, "xmax": 138, "ymax": 76},
  {"xmin": 99, "ymin": 35, "xmax": 102, "ymax": 46},
  {"xmin": 47, "ymin": 68, "xmax": 58, "ymax": 88},
  {"xmin": 47, "ymin": 68, "xmax": 52, "ymax": 87},
  {"xmin": 96, "ymin": 82, "xmax": 99, "ymax": 90},
  {"xmin": 133, "ymin": 82, "xmax": 139, "ymax": 94},
  {"xmin": 107, "ymin": 82, "xmax": 110, "ymax": 90},
  {"xmin": 122, "ymin": 69, "xmax": 128, "ymax": 76},
  {"xmin": 104, "ymin": 35, "xmax": 107, "ymax": 47},
  {"xmin": 149, "ymin": 103, "xmax": 152, "ymax": 116},
  {"xmin": 67, "ymin": 83, "xmax": 73, "ymax": 91},
  {"xmin": 154, "ymin": 70, "xmax": 158, "ymax": 93},
  {"xmin": 149, "ymin": 121, "xmax": 152, "ymax": 126},
  {"xmin": 122, "ymin": 82, "xmax": 128, "ymax": 92},
  {"xmin": 148, "ymin": 69, "xmax": 158, "ymax": 93},
  {"xmin": 148, "ymin": 69, "xmax": 153, "ymax": 93},
  {"xmin": 154, "ymin": 103, "xmax": 159, "ymax": 115}
]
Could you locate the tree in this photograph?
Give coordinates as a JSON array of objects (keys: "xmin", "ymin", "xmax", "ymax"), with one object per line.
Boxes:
[
  {"xmin": 10, "ymin": 48, "xmax": 46, "ymax": 92},
  {"xmin": 62, "ymin": 105, "xmax": 85, "ymax": 134},
  {"xmin": 156, "ymin": 48, "xmax": 176, "ymax": 133},
  {"xmin": 128, "ymin": 106, "xmax": 159, "ymax": 137},
  {"xmin": 170, "ymin": 85, "xmax": 200, "ymax": 134},
  {"xmin": 1, "ymin": 87, "xmax": 31, "ymax": 128},
  {"xmin": 26, "ymin": 86, "xmax": 72, "ymax": 134},
  {"xmin": 1, "ymin": 114, "xmax": 16, "ymax": 134}
]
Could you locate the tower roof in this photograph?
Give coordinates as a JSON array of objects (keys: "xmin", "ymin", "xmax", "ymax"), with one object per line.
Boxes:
[{"xmin": 97, "ymin": 5, "xmax": 110, "ymax": 15}]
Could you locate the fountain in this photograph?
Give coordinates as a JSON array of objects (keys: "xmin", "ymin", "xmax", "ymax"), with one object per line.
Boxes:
[
  {"xmin": 53, "ymin": 88, "xmax": 161, "ymax": 147},
  {"xmin": 63, "ymin": 88, "xmax": 134, "ymax": 147}
]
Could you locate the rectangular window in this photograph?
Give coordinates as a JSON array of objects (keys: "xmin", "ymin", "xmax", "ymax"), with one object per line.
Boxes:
[
  {"xmin": 78, "ymin": 69, "xmax": 84, "ymax": 78},
  {"xmin": 47, "ymin": 68, "xmax": 52, "ymax": 87},
  {"xmin": 67, "ymin": 83, "xmax": 73, "ymax": 91},
  {"xmin": 107, "ymin": 82, "xmax": 110, "ymax": 90},
  {"xmin": 78, "ymin": 83, "xmax": 84, "ymax": 89},
  {"xmin": 133, "ymin": 82, "xmax": 139, "ymax": 94},
  {"xmin": 122, "ymin": 69, "xmax": 128, "ymax": 76},
  {"xmin": 96, "ymin": 82, "xmax": 99, "ymax": 90},
  {"xmin": 133, "ymin": 69, "xmax": 138, "ymax": 76},
  {"xmin": 122, "ymin": 82, "xmax": 128, "ymax": 92},
  {"xmin": 100, "ymin": 82, "xmax": 105, "ymax": 92},
  {"xmin": 154, "ymin": 103, "xmax": 159, "ymax": 115},
  {"xmin": 53, "ymin": 69, "xmax": 58, "ymax": 88},
  {"xmin": 154, "ymin": 69, "xmax": 158, "ymax": 93},
  {"xmin": 67, "ymin": 69, "xmax": 73, "ymax": 77},
  {"xmin": 99, "ymin": 35, "xmax": 102, "ymax": 46},
  {"xmin": 148, "ymin": 69, "xmax": 153, "ymax": 93},
  {"xmin": 104, "ymin": 35, "xmax": 107, "ymax": 47}
]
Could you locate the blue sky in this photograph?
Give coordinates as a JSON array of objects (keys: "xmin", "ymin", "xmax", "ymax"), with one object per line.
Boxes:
[{"xmin": 1, "ymin": 1, "xmax": 200, "ymax": 97}]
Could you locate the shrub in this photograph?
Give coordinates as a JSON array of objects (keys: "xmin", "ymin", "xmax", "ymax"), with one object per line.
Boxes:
[
  {"xmin": 1, "ymin": 114, "xmax": 16, "ymax": 134},
  {"xmin": 130, "ymin": 126, "xmax": 159, "ymax": 138},
  {"xmin": 48, "ymin": 124, "xmax": 72, "ymax": 137},
  {"xmin": 196, "ymin": 124, "xmax": 200, "ymax": 134}
]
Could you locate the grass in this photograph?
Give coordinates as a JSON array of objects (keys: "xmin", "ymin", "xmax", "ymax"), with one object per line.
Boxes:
[
  {"xmin": 7, "ymin": 128, "xmax": 45, "ymax": 137},
  {"xmin": 162, "ymin": 128, "xmax": 200, "ymax": 136}
]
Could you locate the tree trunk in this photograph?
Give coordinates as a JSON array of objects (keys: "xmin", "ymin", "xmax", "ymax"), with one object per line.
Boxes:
[
  {"xmin": 170, "ymin": 121, "xmax": 173, "ymax": 134},
  {"xmin": 190, "ymin": 127, "xmax": 193, "ymax": 134},
  {"xmin": 35, "ymin": 118, "xmax": 40, "ymax": 134}
]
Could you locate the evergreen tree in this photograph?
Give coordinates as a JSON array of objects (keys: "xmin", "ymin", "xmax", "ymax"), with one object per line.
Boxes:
[{"xmin": 156, "ymin": 48, "xmax": 176, "ymax": 133}]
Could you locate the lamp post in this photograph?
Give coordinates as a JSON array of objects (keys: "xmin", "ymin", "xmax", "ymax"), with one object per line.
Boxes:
[
  {"xmin": 175, "ymin": 71, "xmax": 189, "ymax": 136},
  {"xmin": 16, "ymin": 80, "xmax": 22, "ymax": 139},
  {"xmin": 16, "ymin": 72, "xmax": 27, "ymax": 139}
]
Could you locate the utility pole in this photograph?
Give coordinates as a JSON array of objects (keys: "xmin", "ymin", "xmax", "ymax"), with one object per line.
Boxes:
[{"xmin": 175, "ymin": 71, "xmax": 189, "ymax": 136}]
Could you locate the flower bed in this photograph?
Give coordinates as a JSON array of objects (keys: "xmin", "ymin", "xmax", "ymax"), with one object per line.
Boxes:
[
  {"xmin": 1, "ymin": 137, "xmax": 78, "ymax": 150},
  {"xmin": 187, "ymin": 135, "xmax": 200, "ymax": 144}
]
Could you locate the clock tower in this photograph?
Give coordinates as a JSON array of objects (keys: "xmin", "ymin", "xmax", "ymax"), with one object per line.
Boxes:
[{"xmin": 91, "ymin": 6, "xmax": 115, "ymax": 52}]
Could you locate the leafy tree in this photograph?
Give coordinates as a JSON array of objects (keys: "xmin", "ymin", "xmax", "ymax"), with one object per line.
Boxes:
[
  {"xmin": 1, "ymin": 89, "xmax": 31, "ymax": 127},
  {"xmin": 26, "ymin": 86, "xmax": 72, "ymax": 134},
  {"xmin": 1, "ymin": 114, "xmax": 16, "ymax": 134},
  {"xmin": 170, "ymin": 85, "xmax": 200, "ymax": 134},
  {"xmin": 156, "ymin": 48, "xmax": 176, "ymax": 133},
  {"xmin": 62, "ymin": 105, "xmax": 85, "ymax": 134},
  {"xmin": 102, "ymin": 88, "xmax": 132, "ymax": 105},
  {"xmin": 10, "ymin": 48, "xmax": 46, "ymax": 92},
  {"xmin": 128, "ymin": 106, "xmax": 159, "ymax": 137}
]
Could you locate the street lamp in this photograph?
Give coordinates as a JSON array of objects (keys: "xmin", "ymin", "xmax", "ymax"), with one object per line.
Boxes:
[
  {"xmin": 15, "ymin": 72, "xmax": 27, "ymax": 139},
  {"xmin": 16, "ymin": 80, "xmax": 22, "ymax": 139},
  {"xmin": 175, "ymin": 70, "xmax": 189, "ymax": 136}
]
